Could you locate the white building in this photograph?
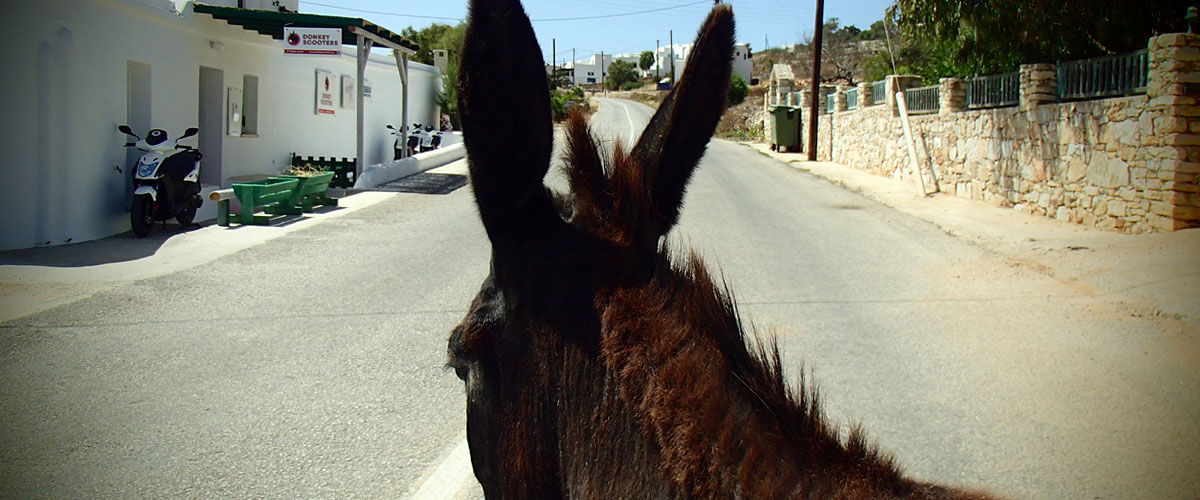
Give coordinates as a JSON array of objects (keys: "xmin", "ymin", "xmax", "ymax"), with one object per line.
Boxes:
[
  {"xmin": 651, "ymin": 42, "xmax": 752, "ymax": 85},
  {"xmin": 562, "ymin": 53, "xmax": 614, "ymax": 85},
  {"xmin": 0, "ymin": 0, "xmax": 444, "ymax": 250}
]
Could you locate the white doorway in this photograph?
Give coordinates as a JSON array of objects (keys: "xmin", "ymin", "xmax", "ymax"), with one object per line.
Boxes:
[{"xmin": 198, "ymin": 66, "xmax": 224, "ymax": 186}]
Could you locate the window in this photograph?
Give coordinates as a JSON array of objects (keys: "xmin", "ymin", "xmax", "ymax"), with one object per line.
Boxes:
[{"xmin": 241, "ymin": 74, "xmax": 259, "ymax": 136}]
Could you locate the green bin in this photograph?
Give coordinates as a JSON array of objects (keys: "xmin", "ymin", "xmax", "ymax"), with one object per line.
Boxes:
[{"xmin": 769, "ymin": 105, "xmax": 802, "ymax": 153}]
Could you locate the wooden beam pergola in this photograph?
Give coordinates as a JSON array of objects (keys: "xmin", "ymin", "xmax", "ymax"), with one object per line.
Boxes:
[{"xmin": 193, "ymin": 4, "xmax": 420, "ymax": 183}]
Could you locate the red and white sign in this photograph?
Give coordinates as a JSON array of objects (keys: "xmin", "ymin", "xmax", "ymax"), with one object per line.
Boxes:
[
  {"xmin": 285, "ymin": 27, "xmax": 341, "ymax": 56},
  {"xmin": 316, "ymin": 70, "xmax": 336, "ymax": 115}
]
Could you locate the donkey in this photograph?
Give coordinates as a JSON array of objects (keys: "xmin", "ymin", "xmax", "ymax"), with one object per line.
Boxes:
[{"xmin": 448, "ymin": 1, "xmax": 1003, "ymax": 498}]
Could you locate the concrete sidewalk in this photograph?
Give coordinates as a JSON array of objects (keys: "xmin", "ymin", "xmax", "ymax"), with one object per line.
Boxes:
[
  {"xmin": 0, "ymin": 159, "xmax": 471, "ymax": 324},
  {"xmin": 737, "ymin": 140, "xmax": 1200, "ymax": 330}
]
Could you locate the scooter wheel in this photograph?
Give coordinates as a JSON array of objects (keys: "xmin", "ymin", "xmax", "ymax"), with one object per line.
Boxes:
[
  {"xmin": 176, "ymin": 201, "xmax": 197, "ymax": 227},
  {"xmin": 131, "ymin": 196, "xmax": 154, "ymax": 237}
]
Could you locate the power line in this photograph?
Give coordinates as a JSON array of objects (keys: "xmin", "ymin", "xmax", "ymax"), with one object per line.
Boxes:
[
  {"xmin": 532, "ymin": 1, "xmax": 708, "ymax": 21},
  {"xmin": 304, "ymin": 1, "xmax": 462, "ymax": 21},
  {"xmin": 302, "ymin": 0, "xmax": 709, "ymax": 23}
]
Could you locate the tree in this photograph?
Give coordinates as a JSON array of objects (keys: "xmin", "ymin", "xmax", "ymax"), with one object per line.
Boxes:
[
  {"xmin": 892, "ymin": 0, "xmax": 1191, "ymax": 78},
  {"xmin": 435, "ymin": 57, "xmax": 460, "ymax": 130},
  {"xmin": 639, "ymin": 50, "xmax": 655, "ymax": 72},
  {"xmin": 605, "ymin": 59, "xmax": 638, "ymax": 90},
  {"xmin": 400, "ymin": 23, "xmax": 467, "ymax": 66},
  {"xmin": 728, "ymin": 74, "xmax": 748, "ymax": 105}
]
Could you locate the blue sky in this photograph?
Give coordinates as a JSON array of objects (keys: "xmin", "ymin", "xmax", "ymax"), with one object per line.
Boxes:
[{"xmin": 299, "ymin": 0, "xmax": 894, "ymax": 64}]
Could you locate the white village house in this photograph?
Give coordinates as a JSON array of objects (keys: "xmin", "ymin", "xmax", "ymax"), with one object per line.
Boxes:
[
  {"xmin": 650, "ymin": 42, "xmax": 752, "ymax": 84},
  {"xmin": 558, "ymin": 43, "xmax": 751, "ymax": 86},
  {"xmin": 0, "ymin": 0, "xmax": 446, "ymax": 250}
]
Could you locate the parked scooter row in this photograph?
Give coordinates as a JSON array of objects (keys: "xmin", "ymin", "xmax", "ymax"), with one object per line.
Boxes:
[
  {"xmin": 386, "ymin": 123, "xmax": 443, "ymax": 159},
  {"xmin": 118, "ymin": 125, "xmax": 203, "ymax": 237}
]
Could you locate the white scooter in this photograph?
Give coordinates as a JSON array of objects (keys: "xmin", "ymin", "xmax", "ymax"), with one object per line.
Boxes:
[{"xmin": 118, "ymin": 125, "xmax": 203, "ymax": 237}]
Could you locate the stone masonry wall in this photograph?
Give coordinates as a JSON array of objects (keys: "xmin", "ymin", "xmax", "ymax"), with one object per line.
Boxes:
[{"xmin": 803, "ymin": 33, "xmax": 1200, "ymax": 233}]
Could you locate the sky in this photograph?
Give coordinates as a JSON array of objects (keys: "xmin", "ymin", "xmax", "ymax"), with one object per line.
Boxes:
[{"xmin": 298, "ymin": 0, "xmax": 895, "ymax": 64}]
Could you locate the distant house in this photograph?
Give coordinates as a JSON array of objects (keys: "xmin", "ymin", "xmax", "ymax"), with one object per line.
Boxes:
[{"xmin": 649, "ymin": 42, "xmax": 752, "ymax": 84}]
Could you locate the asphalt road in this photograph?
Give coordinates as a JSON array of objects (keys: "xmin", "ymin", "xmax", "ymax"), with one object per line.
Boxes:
[{"xmin": 0, "ymin": 97, "xmax": 1195, "ymax": 499}]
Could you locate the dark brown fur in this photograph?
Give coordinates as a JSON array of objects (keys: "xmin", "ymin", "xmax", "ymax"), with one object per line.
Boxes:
[{"xmin": 449, "ymin": 1, "xmax": 1004, "ymax": 498}]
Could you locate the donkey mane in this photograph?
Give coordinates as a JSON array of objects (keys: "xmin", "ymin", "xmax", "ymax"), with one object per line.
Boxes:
[{"xmin": 559, "ymin": 112, "xmax": 906, "ymax": 497}]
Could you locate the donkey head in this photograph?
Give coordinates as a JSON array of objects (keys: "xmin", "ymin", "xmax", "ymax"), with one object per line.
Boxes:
[{"xmin": 449, "ymin": 0, "xmax": 734, "ymax": 496}]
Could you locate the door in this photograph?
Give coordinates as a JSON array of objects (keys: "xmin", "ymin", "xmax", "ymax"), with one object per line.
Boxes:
[{"xmin": 198, "ymin": 66, "xmax": 224, "ymax": 186}]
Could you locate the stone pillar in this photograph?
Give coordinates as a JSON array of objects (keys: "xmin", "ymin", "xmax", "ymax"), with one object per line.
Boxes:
[
  {"xmin": 1146, "ymin": 33, "xmax": 1200, "ymax": 231},
  {"xmin": 818, "ymin": 85, "xmax": 836, "ymax": 114},
  {"xmin": 857, "ymin": 81, "xmax": 872, "ymax": 109},
  {"xmin": 1019, "ymin": 63, "xmax": 1057, "ymax": 110},
  {"xmin": 886, "ymin": 74, "xmax": 922, "ymax": 116},
  {"xmin": 834, "ymin": 84, "xmax": 849, "ymax": 112},
  {"xmin": 939, "ymin": 77, "xmax": 966, "ymax": 115}
]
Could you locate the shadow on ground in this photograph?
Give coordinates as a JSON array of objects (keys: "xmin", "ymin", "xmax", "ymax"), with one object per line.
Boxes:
[
  {"xmin": 0, "ymin": 223, "xmax": 205, "ymax": 268},
  {"xmin": 371, "ymin": 173, "xmax": 468, "ymax": 195}
]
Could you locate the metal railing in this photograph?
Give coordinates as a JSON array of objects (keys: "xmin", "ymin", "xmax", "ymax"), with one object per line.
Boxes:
[
  {"xmin": 966, "ymin": 72, "xmax": 1019, "ymax": 109},
  {"xmin": 845, "ymin": 88, "xmax": 859, "ymax": 110},
  {"xmin": 1058, "ymin": 49, "xmax": 1149, "ymax": 100},
  {"xmin": 826, "ymin": 93, "xmax": 835, "ymax": 114},
  {"xmin": 871, "ymin": 80, "xmax": 887, "ymax": 105},
  {"xmin": 904, "ymin": 85, "xmax": 940, "ymax": 114}
]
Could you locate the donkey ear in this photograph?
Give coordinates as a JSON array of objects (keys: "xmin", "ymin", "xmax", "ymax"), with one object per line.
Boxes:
[
  {"xmin": 629, "ymin": 5, "xmax": 734, "ymax": 239},
  {"xmin": 458, "ymin": 0, "xmax": 560, "ymax": 247}
]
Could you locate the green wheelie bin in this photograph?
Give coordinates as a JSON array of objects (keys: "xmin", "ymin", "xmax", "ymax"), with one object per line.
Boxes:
[{"xmin": 768, "ymin": 105, "xmax": 802, "ymax": 153}]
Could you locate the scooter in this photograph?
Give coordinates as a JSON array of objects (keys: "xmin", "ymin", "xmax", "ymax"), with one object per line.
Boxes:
[
  {"xmin": 407, "ymin": 123, "xmax": 423, "ymax": 156},
  {"xmin": 386, "ymin": 124, "xmax": 404, "ymax": 160},
  {"xmin": 118, "ymin": 124, "xmax": 203, "ymax": 237},
  {"xmin": 421, "ymin": 124, "xmax": 443, "ymax": 153}
]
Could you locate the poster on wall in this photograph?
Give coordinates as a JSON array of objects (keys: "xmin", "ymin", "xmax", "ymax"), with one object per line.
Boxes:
[
  {"xmin": 227, "ymin": 86, "xmax": 243, "ymax": 136},
  {"xmin": 284, "ymin": 27, "xmax": 342, "ymax": 56},
  {"xmin": 315, "ymin": 70, "xmax": 336, "ymax": 116},
  {"xmin": 341, "ymin": 75, "xmax": 355, "ymax": 109},
  {"xmin": 362, "ymin": 78, "xmax": 372, "ymax": 98}
]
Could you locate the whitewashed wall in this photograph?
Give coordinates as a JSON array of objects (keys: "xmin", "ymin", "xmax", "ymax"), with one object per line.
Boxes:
[{"xmin": 0, "ymin": 0, "xmax": 442, "ymax": 250}]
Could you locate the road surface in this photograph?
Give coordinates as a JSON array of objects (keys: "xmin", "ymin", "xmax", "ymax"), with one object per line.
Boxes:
[{"xmin": 0, "ymin": 97, "xmax": 1195, "ymax": 499}]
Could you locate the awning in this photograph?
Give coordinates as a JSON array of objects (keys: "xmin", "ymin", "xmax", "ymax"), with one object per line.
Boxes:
[
  {"xmin": 192, "ymin": 3, "xmax": 422, "ymax": 178},
  {"xmin": 193, "ymin": 4, "xmax": 418, "ymax": 53}
]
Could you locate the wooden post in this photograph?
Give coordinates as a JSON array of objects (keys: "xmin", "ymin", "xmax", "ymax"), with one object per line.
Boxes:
[
  {"xmin": 895, "ymin": 91, "xmax": 930, "ymax": 196},
  {"xmin": 807, "ymin": 0, "xmax": 825, "ymax": 161},
  {"xmin": 355, "ymin": 34, "xmax": 373, "ymax": 182},
  {"xmin": 394, "ymin": 49, "xmax": 410, "ymax": 159}
]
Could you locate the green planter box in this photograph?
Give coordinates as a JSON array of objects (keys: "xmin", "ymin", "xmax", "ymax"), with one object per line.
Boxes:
[
  {"xmin": 266, "ymin": 172, "xmax": 339, "ymax": 215},
  {"xmin": 228, "ymin": 177, "xmax": 300, "ymax": 225}
]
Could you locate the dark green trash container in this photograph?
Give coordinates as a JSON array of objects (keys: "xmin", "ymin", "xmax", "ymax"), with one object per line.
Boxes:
[{"xmin": 769, "ymin": 105, "xmax": 802, "ymax": 153}]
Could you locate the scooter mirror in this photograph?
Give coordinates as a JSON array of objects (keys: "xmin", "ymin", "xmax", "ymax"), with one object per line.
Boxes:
[
  {"xmin": 118, "ymin": 124, "xmax": 136, "ymax": 137},
  {"xmin": 386, "ymin": 124, "xmax": 395, "ymax": 130},
  {"xmin": 181, "ymin": 127, "xmax": 199, "ymax": 139}
]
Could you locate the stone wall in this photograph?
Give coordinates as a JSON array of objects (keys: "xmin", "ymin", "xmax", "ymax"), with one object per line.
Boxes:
[{"xmin": 802, "ymin": 33, "xmax": 1200, "ymax": 233}]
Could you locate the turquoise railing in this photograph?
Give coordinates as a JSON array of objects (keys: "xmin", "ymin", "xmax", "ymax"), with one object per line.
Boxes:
[
  {"xmin": 904, "ymin": 85, "xmax": 940, "ymax": 114},
  {"xmin": 1058, "ymin": 49, "xmax": 1149, "ymax": 100},
  {"xmin": 966, "ymin": 72, "xmax": 1020, "ymax": 109},
  {"xmin": 871, "ymin": 80, "xmax": 887, "ymax": 105},
  {"xmin": 846, "ymin": 88, "xmax": 859, "ymax": 110}
]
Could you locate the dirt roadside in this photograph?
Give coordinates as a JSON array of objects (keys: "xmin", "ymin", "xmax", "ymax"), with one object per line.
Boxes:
[{"xmin": 737, "ymin": 141, "xmax": 1200, "ymax": 331}]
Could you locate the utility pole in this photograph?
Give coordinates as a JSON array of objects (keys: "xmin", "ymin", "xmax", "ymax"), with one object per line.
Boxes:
[
  {"xmin": 572, "ymin": 48, "xmax": 576, "ymax": 85},
  {"xmin": 807, "ymin": 0, "xmax": 825, "ymax": 161},
  {"xmin": 655, "ymin": 39, "xmax": 660, "ymax": 81},
  {"xmin": 669, "ymin": 30, "xmax": 674, "ymax": 85},
  {"xmin": 552, "ymin": 38, "xmax": 556, "ymax": 88},
  {"xmin": 600, "ymin": 51, "xmax": 607, "ymax": 96}
]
